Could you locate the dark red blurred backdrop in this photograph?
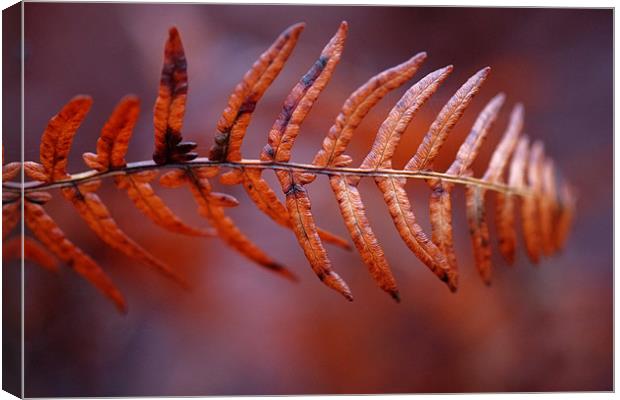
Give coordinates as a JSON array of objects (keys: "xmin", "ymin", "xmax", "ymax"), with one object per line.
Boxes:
[{"xmin": 9, "ymin": 4, "xmax": 612, "ymax": 396}]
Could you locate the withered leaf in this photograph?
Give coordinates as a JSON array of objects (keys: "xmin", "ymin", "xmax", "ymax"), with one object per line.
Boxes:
[
  {"xmin": 233, "ymin": 167, "xmax": 350, "ymax": 249},
  {"xmin": 428, "ymin": 93, "xmax": 505, "ymax": 283},
  {"xmin": 210, "ymin": 23, "xmax": 305, "ymax": 162},
  {"xmin": 3, "ymin": 162, "xmax": 20, "ymax": 181},
  {"xmin": 23, "ymin": 161, "xmax": 49, "ymax": 182},
  {"xmin": 330, "ymin": 175, "xmax": 398, "ymax": 300},
  {"xmin": 3, "ymin": 236, "xmax": 60, "ymax": 272},
  {"xmin": 357, "ymin": 65, "xmax": 453, "ymax": 175},
  {"xmin": 312, "ymin": 52, "xmax": 428, "ymax": 172},
  {"xmin": 183, "ymin": 167, "xmax": 297, "ymax": 281},
  {"xmin": 93, "ymin": 96, "xmax": 140, "ymax": 170},
  {"xmin": 24, "ymin": 201, "xmax": 126, "ymax": 312},
  {"xmin": 406, "ymin": 67, "xmax": 491, "ymax": 172},
  {"xmin": 465, "ymin": 103, "xmax": 523, "ymax": 282},
  {"xmin": 377, "ymin": 176, "xmax": 455, "ymax": 290},
  {"xmin": 540, "ymin": 158, "xmax": 558, "ymax": 255},
  {"xmin": 496, "ymin": 136, "xmax": 530, "ymax": 264},
  {"xmin": 278, "ymin": 170, "xmax": 352, "ymax": 300},
  {"xmin": 152, "ymin": 27, "xmax": 196, "ymax": 165},
  {"xmin": 522, "ymin": 140, "xmax": 544, "ymax": 264},
  {"xmin": 261, "ymin": 21, "xmax": 347, "ymax": 163},
  {"xmin": 115, "ymin": 172, "xmax": 215, "ymax": 237},
  {"xmin": 61, "ymin": 182, "xmax": 189, "ymax": 287},
  {"xmin": 465, "ymin": 185, "xmax": 493, "ymax": 284},
  {"xmin": 39, "ymin": 96, "xmax": 93, "ymax": 181},
  {"xmin": 554, "ymin": 181, "xmax": 576, "ymax": 250},
  {"xmin": 3, "ymin": 202, "xmax": 20, "ymax": 240}
]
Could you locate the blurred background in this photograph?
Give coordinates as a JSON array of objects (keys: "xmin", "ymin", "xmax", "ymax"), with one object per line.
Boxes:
[{"xmin": 6, "ymin": 3, "xmax": 612, "ymax": 396}]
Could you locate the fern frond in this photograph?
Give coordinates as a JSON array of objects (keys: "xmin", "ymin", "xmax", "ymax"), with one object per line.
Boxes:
[{"xmin": 2, "ymin": 21, "xmax": 576, "ymax": 311}]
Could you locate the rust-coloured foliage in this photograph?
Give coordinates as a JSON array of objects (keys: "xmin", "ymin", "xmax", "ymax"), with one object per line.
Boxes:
[
  {"xmin": 23, "ymin": 201, "xmax": 127, "ymax": 312},
  {"xmin": 3, "ymin": 22, "xmax": 575, "ymax": 311},
  {"xmin": 152, "ymin": 27, "xmax": 197, "ymax": 165},
  {"xmin": 209, "ymin": 22, "xmax": 305, "ymax": 163},
  {"xmin": 3, "ymin": 236, "xmax": 59, "ymax": 272}
]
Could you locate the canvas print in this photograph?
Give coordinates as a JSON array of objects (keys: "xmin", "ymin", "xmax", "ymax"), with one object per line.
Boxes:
[{"xmin": 2, "ymin": 2, "xmax": 613, "ymax": 397}]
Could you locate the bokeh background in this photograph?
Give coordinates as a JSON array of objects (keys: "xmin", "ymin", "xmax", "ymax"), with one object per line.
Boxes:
[{"xmin": 6, "ymin": 4, "xmax": 613, "ymax": 396}]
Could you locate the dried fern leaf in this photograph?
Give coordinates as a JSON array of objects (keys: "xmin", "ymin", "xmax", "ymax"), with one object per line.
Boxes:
[
  {"xmin": 210, "ymin": 23, "xmax": 305, "ymax": 162},
  {"xmin": 406, "ymin": 67, "xmax": 490, "ymax": 171},
  {"xmin": 3, "ymin": 202, "xmax": 20, "ymax": 240},
  {"xmin": 24, "ymin": 191, "xmax": 52, "ymax": 205},
  {"xmin": 540, "ymin": 158, "xmax": 558, "ymax": 255},
  {"xmin": 428, "ymin": 93, "xmax": 505, "ymax": 283},
  {"xmin": 183, "ymin": 167, "xmax": 296, "ymax": 281},
  {"xmin": 213, "ymin": 23, "xmax": 351, "ymax": 251},
  {"xmin": 115, "ymin": 172, "xmax": 215, "ymax": 237},
  {"xmin": 377, "ymin": 176, "xmax": 455, "ymax": 290},
  {"xmin": 255, "ymin": 22, "xmax": 353, "ymax": 298},
  {"xmin": 5, "ymin": 22, "xmax": 576, "ymax": 308},
  {"xmin": 522, "ymin": 140, "xmax": 544, "ymax": 264},
  {"xmin": 261, "ymin": 21, "xmax": 347, "ymax": 164},
  {"xmin": 3, "ymin": 162, "xmax": 20, "ymax": 181},
  {"xmin": 234, "ymin": 167, "xmax": 350, "ymax": 249},
  {"xmin": 24, "ymin": 201, "xmax": 126, "ymax": 312},
  {"xmin": 351, "ymin": 66, "xmax": 455, "ymax": 289},
  {"xmin": 357, "ymin": 65, "xmax": 453, "ymax": 174},
  {"xmin": 61, "ymin": 181, "xmax": 189, "ymax": 287},
  {"xmin": 496, "ymin": 136, "xmax": 530, "ymax": 264},
  {"xmin": 482, "ymin": 104, "xmax": 524, "ymax": 182},
  {"xmin": 466, "ymin": 104, "xmax": 523, "ymax": 282},
  {"xmin": 465, "ymin": 185, "xmax": 493, "ymax": 283},
  {"xmin": 428, "ymin": 183, "xmax": 457, "ymax": 273},
  {"xmin": 152, "ymin": 27, "xmax": 197, "ymax": 165},
  {"xmin": 313, "ymin": 56, "xmax": 440, "ymax": 300},
  {"xmin": 39, "ymin": 96, "xmax": 93, "ymax": 181},
  {"xmin": 79, "ymin": 97, "xmax": 208, "ymax": 237},
  {"xmin": 330, "ymin": 175, "xmax": 398, "ymax": 301},
  {"xmin": 23, "ymin": 161, "xmax": 48, "ymax": 182},
  {"xmin": 280, "ymin": 171, "xmax": 352, "ymax": 300},
  {"xmin": 221, "ymin": 22, "xmax": 351, "ymax": 254},
  {"xmin": 554, "ymin": 181, "xmax": 576, "ymax": 250},
  {"xmin": 92, "ymin": 95, "xmax": 140, "ymax": 170},
  {"xmin": 312, "ymin": 52, "xmax": 428, "ymax": 171},
  {"xmin": 3, "ymin": 236, "xmax": 59, "ymax": 272},
  {"xmin": 446, "ymin": 93, "xmax": 507, "ymax": 177}
]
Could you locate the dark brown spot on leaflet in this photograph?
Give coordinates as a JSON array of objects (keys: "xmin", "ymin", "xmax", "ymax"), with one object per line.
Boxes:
[
  {"xmin": 301, "ymin": 56, "xmax": 328, "ymax": 87},
  {"xmin": 316, "ymin": 270, "xmax": 327, "ymax": 281},
  {"xmin": 153, "ymin": 151, "xmax": 167, "ymax": 165},
  {"xmin": 238, "ymin": 98, "xmax": 257, "ymax": 115},
  {"xmin": 284, "ymin": 182, "xmax": 305, "ymax": 196},
  {"xmin": 209, "ymin": 133, "xmax": 230, "ymax": 162},
  {"xmin": 165, "ymin": 128, "xmax": 182, "ymax": 147},
  {"xmin": 214, "ymin": 132, "xmax": 230, "ymax": 145},
  {"xmin": 172, "ymin": 80, "xmax": 188, "ymax": 97},
  {"xmin": 277, "ymin": 103, "xmax": 295, "ymax": 130},
  {"xmin": 71, "ymin": 185, "xmax": 85, "ymax": 201},
  {"xmin": 263, "ymin": 144, "xmax": 275, "ymax": 159}
]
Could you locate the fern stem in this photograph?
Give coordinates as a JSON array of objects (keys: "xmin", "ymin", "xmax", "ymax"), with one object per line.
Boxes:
[{"xmin": 6, "ymin": 158, "xmax": 531, "ymax": 196}]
